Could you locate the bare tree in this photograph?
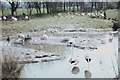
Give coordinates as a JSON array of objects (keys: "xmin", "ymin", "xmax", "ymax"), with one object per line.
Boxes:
[
  {"xmin": 0, "ymin": 1, "xmax": 4, "ymax": 16},
  {"xmin": 34, "ymin": 2, "xmax": 41, "ymax": 14},
  {"xmin": 6, "ymin": 0, "xmax": 20, "ymax": 16},
  {"xmin": 25, "ymin": 1, "xmax": 34, "ymax": 15}
]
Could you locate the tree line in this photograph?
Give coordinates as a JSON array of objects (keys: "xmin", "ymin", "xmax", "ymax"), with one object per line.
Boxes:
[{"xmin": 0, "ymin": 1, "xmax": 120, "ymax": 16}]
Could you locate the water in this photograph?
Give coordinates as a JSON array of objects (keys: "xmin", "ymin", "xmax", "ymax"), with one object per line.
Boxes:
[
  {"xmin": 1, "ymin": 33, "xmax": 118, "ymax": 78},
  {"xmin": 20, "ymin": 35, "xmax": 118, "ymax": 78}
]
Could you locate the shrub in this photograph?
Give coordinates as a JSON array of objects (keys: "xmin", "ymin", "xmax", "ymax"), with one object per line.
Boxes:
[{"xmin": 2, "ymin": 55, "xmax": 24, "ymax": 79}]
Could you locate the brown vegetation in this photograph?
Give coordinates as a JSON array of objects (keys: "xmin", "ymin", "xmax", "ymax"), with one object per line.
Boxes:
[{"xmin": 2, "ymin": 55, "xmax": 24, "ymax": 80}]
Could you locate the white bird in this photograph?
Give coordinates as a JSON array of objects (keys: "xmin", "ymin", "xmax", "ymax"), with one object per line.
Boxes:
[
  {"xmin": 0, "ymin": 17, "xmax": 2, "ymax": 21},
  {"xmin": 90, "ymin": 13, "xmax": 96, "ymax": 18},
  {"xmin": 25, "ymin": 16, "xmax": 29, "ymax": 20},
  {"xmin": 3, "ymin": 16, "xmax": 7, "ymax": 20},
  {"xmin": 74, "ymin": 13, "xmax": 79, "ymax": 16},
  {"xmin": 99, "ymin": 13, "xmax": 104, "ymax": 19},
  {"xmin": 71, "ymin": 16, "xmax": 74, "ymax": 18},
  {"xmin": 81, "ymin": 13, "xmax": 85, "ymax": 16},
  {"xmin": 57, "ymin": 13, "xmax": 62, "ymax": 17},
  {"xmin": 87, "ymin": 13, "xmax": 91, "ymax": 16},
  {"xmin": 12, "ymin": 16, "xmax": 18, "ymax": 21},
  {"xmin": 17, "ymin": 34, "xmax": 25, "ymax": 42}
]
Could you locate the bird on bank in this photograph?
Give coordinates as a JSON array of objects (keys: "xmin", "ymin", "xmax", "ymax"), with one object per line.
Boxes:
[
  {"xmin": 25, "ymin": 16, "xmax": 29, "ymax": 20},
  {"xmin": 3, "ymin": 16, "xmax": 7, "ymax": 21},
  {"xmin": 11, "ymin": 16, "xmax": 18, "ymax": 21},
  {"xmin": 7, "ymin": 36, "xmax": 10, "ymax": 42}
]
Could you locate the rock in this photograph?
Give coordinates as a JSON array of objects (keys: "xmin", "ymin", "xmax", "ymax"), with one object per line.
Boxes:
[
  {"xmin": 71, "ymin": 66, "xmax": 80, "ymax": 74},
  {"xmin": 61, "ymin": 38, "xmax": 69, "ymax": 43},
  {"xmin": 84, "ymin": 70, "xmax": 92, "ymax": 78},
  {"xmin": 42, "ymin": 55, "xmax": 49, "ymax": 57},
  {"xmin": 101, "ymin": 40, "xmax": 106, "ymax": 44},
  {"xmin": 35, "ymin": 56, "xmax": 43, "ymax": 58},
  {"xmin": 40, "ymin": 34, "xmax": 48, "ymax": 40}
]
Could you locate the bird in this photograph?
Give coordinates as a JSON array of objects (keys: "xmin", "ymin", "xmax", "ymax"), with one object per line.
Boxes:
[
  {"xmin": 0, "ymin": 17, "xmax": 2, "ymax": 21},
  {"xmin": 25, "ymin": 16, "xmax": 29, "ymax": 20},
  {"xmin": 7, "ymin": 36, "xmax": 10, "ymax": 42},
  {"xmin": 11, "ymin": 16, "xmax": 18, "ymax": 21},
  {"xmin": 17, "ymin": 33, "xmax": 25, "ymax": 43},
  {"xmin": 57, "ymin": 13, "xmax": 62, "ymax": 17},
  {"xmin": 69, "ymin": 56, "xmax": 80, "ymax": 65},
  {"xmin": 70, "ymin": 60, "xmax": 79, "ymax": 65},
  {"xmin": 3, "ymin": 16, "xmax": 7, "ymax": 21},
  {"xmin": 85, "ymin": 55, "xmax": 91, "ymax": 63},
  {"xmin": 81, "ymin": 13, "xmax": 85, "ymax": 16},
  {"xmin": 108, "ymin": 18, "xmax": 111, "ymax": 20},
  {"xmin": 24, "ymin": 34, "xmax": 32, "ymax": 42}
]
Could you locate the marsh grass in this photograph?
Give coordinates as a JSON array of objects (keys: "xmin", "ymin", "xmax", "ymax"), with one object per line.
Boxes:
[{"xmin": 2, "ymin": 55, "xmax": 24, "ymax": 79}]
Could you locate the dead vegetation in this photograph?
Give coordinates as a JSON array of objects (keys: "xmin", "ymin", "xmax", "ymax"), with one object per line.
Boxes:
[{"xmin": 2, "ymin": 55, "xmax": 25, "ymax": 80}]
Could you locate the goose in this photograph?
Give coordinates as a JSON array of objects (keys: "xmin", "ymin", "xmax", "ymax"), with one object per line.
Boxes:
[
  {"xmin": 11, "ymin": 16, "xmax": 18, "ymax": 21},
  {"xmin": 81, "ymin": 13, "xmax": 85, "ymax": 16},
  {"xmin": 69, "ymin": 55, "xmax": 80, "ymax": 65},
  {"xmin": 99, "ymin": 13, "xmax": 104, "ymax": 19},
  {"xmin": 3, "ymin": 16, "xmax": 7, "ymax": 21},
  {"xmin": 25, "ymin": 16, "xmax": 29, "ymax": 20},
  {"xmin": 17, "ymin": 33, "xmax": 25, "ymax": 42}
]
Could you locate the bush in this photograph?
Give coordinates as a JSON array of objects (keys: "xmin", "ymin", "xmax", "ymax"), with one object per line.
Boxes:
[{"xmin": 2, "ymin": 55, "xmax": 24, "ymax": 79}]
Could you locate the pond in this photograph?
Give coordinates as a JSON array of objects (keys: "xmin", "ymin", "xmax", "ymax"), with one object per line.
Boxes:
[
  {"xmin": 20, "ymin": 33, "xmax": 118, "ymax": 78},
  {"xmin": 1, "ymin": 30, "xmax": 118, "ymax": 78}
]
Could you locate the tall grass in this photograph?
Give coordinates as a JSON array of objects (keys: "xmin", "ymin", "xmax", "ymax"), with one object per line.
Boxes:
[{"xmin": 2, "ymin": 55, "xmax": 24, "ymax": 79}]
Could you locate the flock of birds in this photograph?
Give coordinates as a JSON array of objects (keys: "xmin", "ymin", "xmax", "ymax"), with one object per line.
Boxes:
[
  {"xmin": 0, "ymin": 11, "xmax": 117, "ymax": 22},
  {"xmin": 81, "ymin": 12, "xmax": 105, "ymax": 19},
  {"xmin": 0, "ymin": 15, "xmax": 29, "ymax": 21}
]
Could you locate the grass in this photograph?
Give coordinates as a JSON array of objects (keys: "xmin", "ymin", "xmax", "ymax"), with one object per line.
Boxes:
[
  {"xmin": 1, "ymin": 14, "xmax": 112, "ymax": 35},
  {"xmin": 1, "ymin": 9, "xmax": 118, "ymax": 38},
  {"xmin": 2, "ymin": 55, "xmax": 24, "ymax": 79},
  {"xmin": 106, "ymin": 9, "xmax": 118, "ymax": 19}
]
